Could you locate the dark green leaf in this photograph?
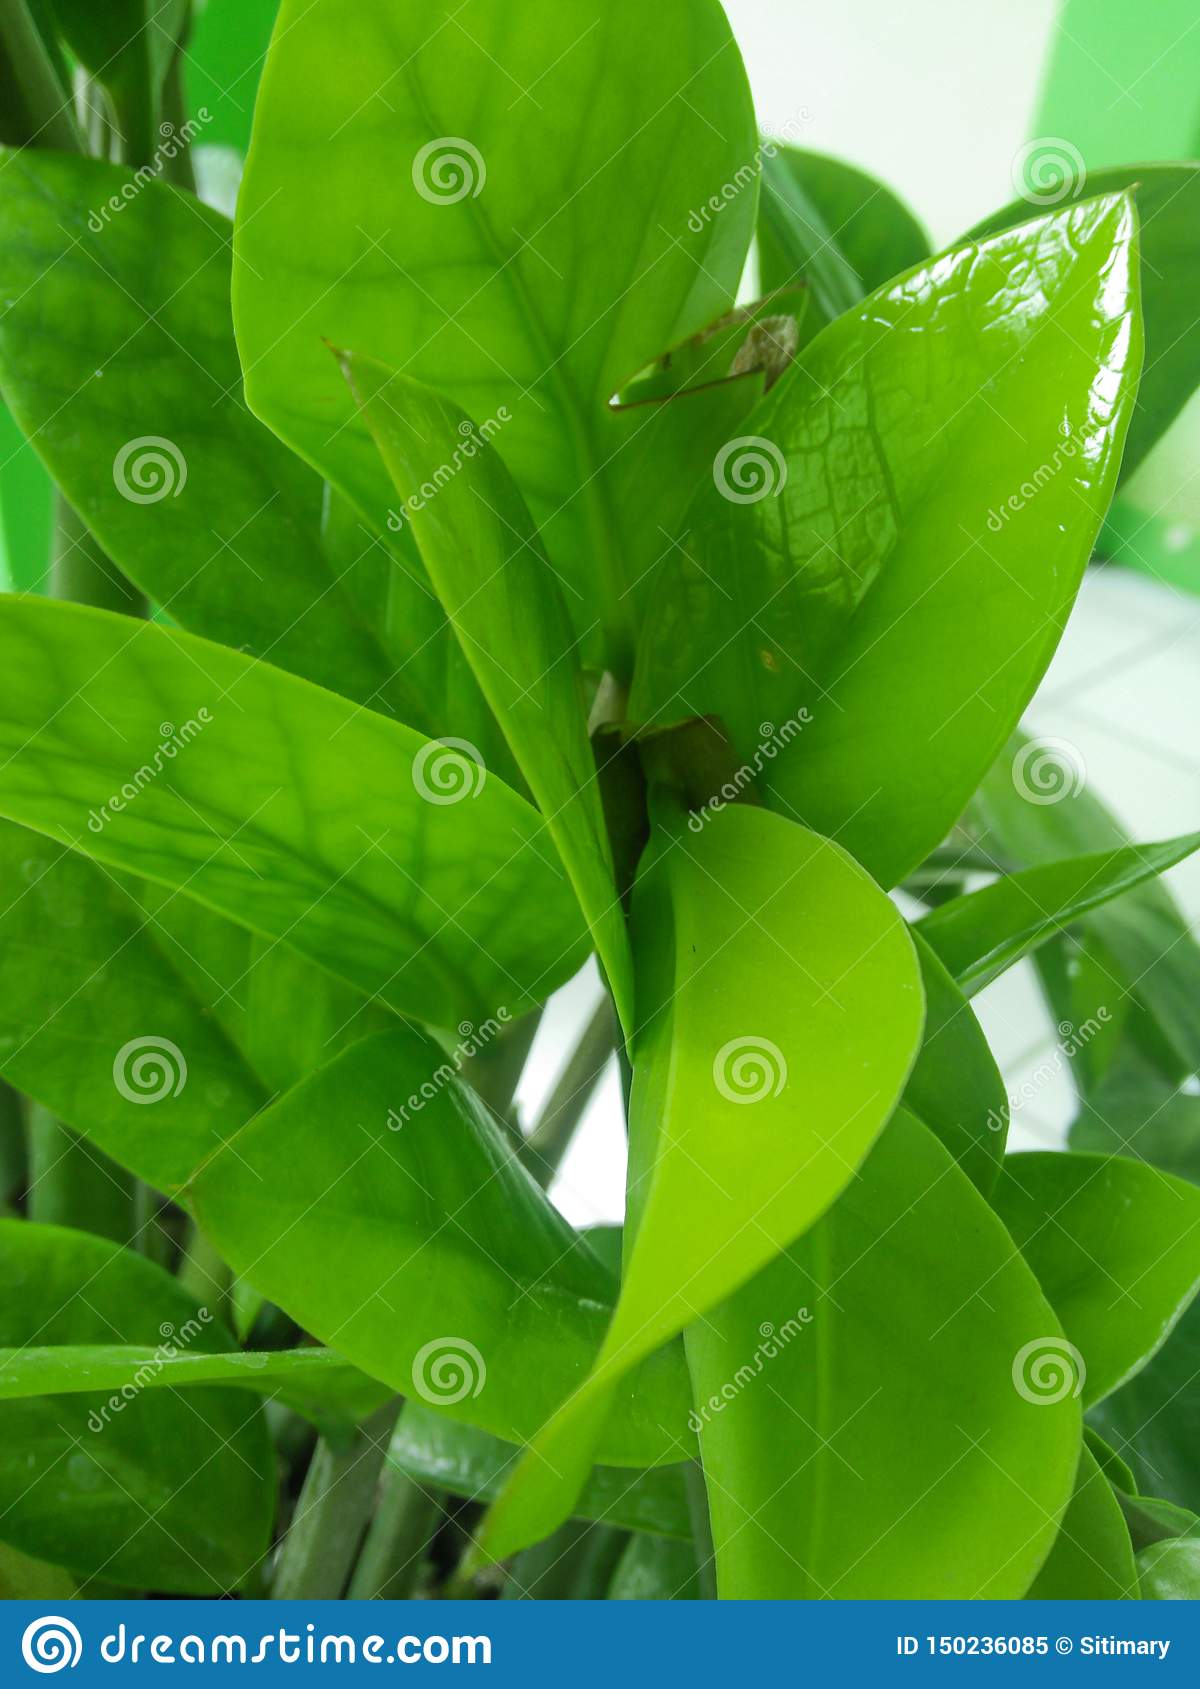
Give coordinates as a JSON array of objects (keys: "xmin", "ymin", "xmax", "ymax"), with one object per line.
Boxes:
[
  {"xmin": 0, "ymin": 1220, "xmax": 272, "ymax": 1592},
  {"xmin": 991, "ymin": 1152, "xmax": 1200, "ymax": 1407},
  {"xmin": 608, "ymin": 1532, "xmax": 699, "ymax": 1599},
  {"xmin": 1091, "ymin": 1297, "xmax": 1200, "ymax": 1516},
  {"xmin": 1027, "ymin": 1444, "xmax": 1137, "ymax": 1599}
]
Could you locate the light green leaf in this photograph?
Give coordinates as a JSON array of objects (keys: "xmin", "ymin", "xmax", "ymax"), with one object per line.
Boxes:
[
  {"xmin": 1139, "ymin": 1536, "xmax": 1200, "ymax": 1599},
  {"xmin": 918, "ymin": 831, "xmax": 1200, "ymax": 996},
  {"xmin": 233, "ymin": 0, "xmax": 759, "ymax": 661},
  {"xmin": 340, "ymin": 355, "xmax": 632, "ymax": 1030},
  {"xmin": 387, "ymin": 1406, "xmax": 691, "ymax": 1543},
  {"xmin": 480, "ymin": 800, "xmax": 923, "ymax": 1559},
  {"xmin": 903, "ymin": 929, "xmax": 1007, "ymax": 1193},
  {"xmin": 190, "ymin": 1025, "xmax": 692, "ymax": 1465},
  {"xmin": 631, "ymin": 193, "xmax": 1141, "ymax": 887},
  {"xmin": 0, "ymin": 1344, "xmax": 390, "ymax": 1427},
  {"xmin": 758, "ymin": 144, "xmax": 930, "ymax": 324},
  {"xmin": 968, "ymin": 165, "xmax": 1200, "ymax": 481},
  {"xmin": 974, "ymin": 733, "xmax": 1200, "ymax": 1076},
  {"xmin": 991, "ymin": 1152, "xmax": 1200, "ymax": 1407},
  {"xmin": 1027, "ymin": 1444, "xmax": 1138, "ymax": 1599},
  {"xmin": 0, "ymin": 1220, "xmax": 272, "ymax": 1593},
  {"xmin": 0, "ymin": 597, "xmax": 587, "ymax": 1027},
  {"xmin": 608, "ymin": 1532, "xmax": 700, "ymax": 1599},
  {"xmin": 686, "ymin": 1110, "xmax": 1080, "ymax": 1598},
  {"xmin": 0, "ymin": 147, "xmax": 491, "ymax": 742}
]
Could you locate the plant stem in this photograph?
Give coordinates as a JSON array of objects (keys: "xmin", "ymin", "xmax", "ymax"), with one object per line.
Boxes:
[
  {"xmin": 52, "ymin": 496, "xmax": 145, "ymax": 615},
  {"xmin": 0, "ymin": 1082, "xmax": 26, "ymax": 1216},
  {"xmin": 684, "ymin": 1459, "xmax": 718, "ymax": 1600},
  {"xmin": 271, "ymin": 1401, "xmax": 399, "ymax": 1600},
  {"xmin": 0, "ymin": 0, "xmax": 82, "ymax": 151},
  {"xmin": 25, "ymin": 1104, "xmax": 135, "ymax": 1244},
  {"xmin": 176, "ymin": 1218, "xmax": 231, "ymax": 1318},
  {"xmin": 465, "ymin": 1007, "xmax": 541, "ymax": 1140},
  {"xmin": 346, "ymin": 1457, "xmax": 440, "ymax": 1599},
  {"xmin": 521, "ymin": 997, "xmax": 615, "ymax": 1187}
]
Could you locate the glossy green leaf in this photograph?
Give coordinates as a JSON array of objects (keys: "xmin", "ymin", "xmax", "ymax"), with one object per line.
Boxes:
[
  {"xmin": 0, "ymin": 147, "xmax": 487, "ymax": 741},
  {"xmin": 340, "ymin": 355, "xmax": 632, "ymax": 1030},
  {"xmin": 45, "ymin": 0, "xmax": 183, "ymax": 162},
  {"xmin": 903, "ymin": 929, "xmax": 1007, "ymax": 1193},
  {"xmin": 387, "ymin": 1407, "xmax": 691, "ymax": 1543},
  {"xmin": 631, "ymin": 193, "xmax": 1141, "ymax": 887},
  {"xmin": 1139, "ymin": 1536, "xmax": 1200, "ymax": 1599},
  {"xmin": 758, "ymin": 144, "xmax": 930, "ymax": 324},
  {"xmin": 0, "ymin": 597, "xmax": 587, "ymax": 1026},
  {"xmin": 974, "ymin": 733, "xmax": 1200, "ymax": 1075},
  {"xmin": 233, "ymin": 0, "xmax": 759, "ymax": 662},
  {"xmin": 991, "ymin": 1152, "xmax": 1200, "ymax": 1407},
  {"xmin": 918, "ymin": 831, "xmax": 1200, "ymax": 996},
  {"xmin": 190, "ymin": 1025, "xmax": 692, "ymax": 1465},
  {"xmin": 0, "ymin": 1220, "xmax": 272, "ymax": 1593},
  {"xmin": 481, "ymin": 801, "xmax": 923, "ymax": 1560},
  {"xmin": 685, "ymin": 1110, "xmax": 1080, "ymax": 1598},
  {"xmin": 1027, "ymin": 1444, "xmax": 1137, "ymax": 1599},
  {"xmin": 0, "ymin": 1543, "xmax": 76, "ymax": 1601},
  {"xmin": 0, "ymin": 1344, "xmax": 390, "ymax": 1427},
  {"xmin": 968, "ymin": 166, "xmax": 1200, "ymax": 481}
]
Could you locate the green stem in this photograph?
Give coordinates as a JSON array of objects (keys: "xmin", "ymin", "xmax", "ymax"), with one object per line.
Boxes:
[
  {"xmin": 0, "ymin": 1082, "xmax": 26, "ymax": 1216},
  {"xmin": 521, "ymin": 997, "xmax": 615, "ymax": 1187},
  {"xmin": 346, "ymin": 1457, "xmax": 440, "ymax": 1600},
  {"xmin": 465, "ymin": 1008, "xmax": 542, "ymax": 1141},
  {"xmin": 52, "ymin": 496, "xmax": 145, "ymax": 615},
  {"xmin": 684, "ymin": 1459, "xmax": 718, "ymax": 1600},
  {"xmin": 0, "ymin": 0, "xmax": 82, "ymax": 151},
  {"xmin": 272, "ymin": 1401, "xmax": 399, "ymax": 1599},
  {"xmin": 26, "ymin": 1104, "xmax": 135, "ymax": 1245},
  {"xmin": 176, "ymin": 1218, "xmax": 231, "ymax": 1318}
]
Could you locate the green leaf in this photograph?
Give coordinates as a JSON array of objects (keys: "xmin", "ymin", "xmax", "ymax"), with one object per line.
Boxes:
[
  {"xmin": 0, "ymin": 1220, "xmax": 272, "ymax": 1592},
  {"xmin": 480, "ymin": 800, "xmax": 923, "ymax": 1560},
  {"xmin": 233, "ymin": 0, "xmax": 759, "ymax": 662},
  {"xmin": 631, "ymin": 193, "xmax": 1141, "ymax": 887},
  {"xmin": 45, "ymin": 0, "xmax": 184, "ymax": 162},
  {"xmin": 0, "ymin": 597, "xmax": 587, "ymax": 1026},
  {"xmin": 1027, "ymin": 1444, "xmax": 1138, "ymax": 1599},
  {"xmin": 1091, "ymin": 1297, "xmax": 1200, "ymax": 1517},
  {"xmin": 758, "ymin": 144, "xmax": 930, "ymax": 323},
  {"xmin": 387, "ymin": 1406, "xmax": 691, "ymax": 1542},
  {"xmin": 968, "ymin": 166, "xmax": 1200, "ymax": 481},
  {"xmin": 918, "ymin": 831, "xmax": 1200, "ymax": 996},
  {"xmin": 974, "ymin": 732, "xmax": 1200, "ymax": 1076},
  {"xmin": 189, "ymin": 1025, "xmax": 692, "ymax": 1464},
  {"xmin": 685, "ymin": 1109, "xmax": 1080, "ymax": 1598},
  {"xmin": 0, "ymin": 1542, "xmax": 76, "ymax": 1601},
  {"xmin": 0, "ymin": 1344, "xmax": 390, "ymax": 1428},
  {"xmin": 340, "ymin": 355, "xmax": 633, "ymax": 1030},
  {"xmin": 608, "ymin": 1532, "xmax": 700, "ymax": 1599},
  {"xmin": 0, "ymin": 148, "xmax": 485, "ymax": 742},
  {"xmin": 902, "ymin": 929, "xmax": 1007, "ymax": 1194},
  {"xmin": 991, "ymin": 1152, "xmax": 1200, "ymax": 1407},
  {"xmin": 1138, "ymin": 1536, "xmax": 1200, "ymax": 1599},
  {"xmin": 1071, "ymin": 1048, "xmax": 1200, "ymax": 1183}
]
